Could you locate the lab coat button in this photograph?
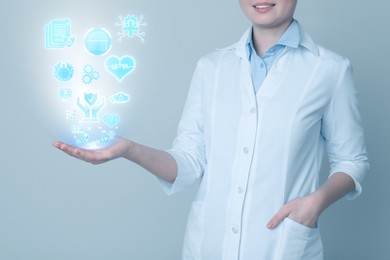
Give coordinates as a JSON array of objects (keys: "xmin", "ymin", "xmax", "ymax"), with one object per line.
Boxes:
[
  {"xmin": 250, "ymin": 107, "xmax": 256, "ymax": 114},
  {"xmin": 232, "ymin": 227, "xmax": 239, "ymax": 234},
  {"xmin": 237, "ymin": 186, "xmax": 244, "ymax": 194},
  {"xmin": 243, "ymin": 147, "xmax": 249, "ymax": 154}
]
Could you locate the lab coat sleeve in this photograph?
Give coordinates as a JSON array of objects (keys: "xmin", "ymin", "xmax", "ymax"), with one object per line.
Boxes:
[
  {"xmin": 158, "ymin": 60, "xmax": 207, "ymax": 195},
  {"xmin": 321, "ymin": 60, "xmax": 369, "ymax": 200}
]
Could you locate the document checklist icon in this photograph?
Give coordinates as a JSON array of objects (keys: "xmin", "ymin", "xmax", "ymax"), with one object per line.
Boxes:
[{"xmin": 45, "ymin": 18, "xmax": 75, "ymax": 49}]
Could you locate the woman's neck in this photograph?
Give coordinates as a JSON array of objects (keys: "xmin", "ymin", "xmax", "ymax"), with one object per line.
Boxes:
[{"xmin": 252, "ymin": 19, "xmax": 293, "ymax": 56}]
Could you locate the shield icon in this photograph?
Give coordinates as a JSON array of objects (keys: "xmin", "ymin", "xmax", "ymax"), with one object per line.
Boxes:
[{"xmin": 84, "ymin": 92, "xmax": 98, "ymax": 106}]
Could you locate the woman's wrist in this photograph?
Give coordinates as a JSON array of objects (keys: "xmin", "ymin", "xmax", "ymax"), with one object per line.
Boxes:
[{"xmin": 120, "ymin": 139, "xmax": 136, "ymax": 161}]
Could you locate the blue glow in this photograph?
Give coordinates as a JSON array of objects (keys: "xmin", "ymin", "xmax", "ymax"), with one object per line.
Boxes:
[
  {"xmin": 116, "ymin": 15, "xmax": 147, "ymax": 43},
  {"xmin": 54, "ymin": 62, "xmax": 74, "ymax": 82},
  {"xmin": 111, "ymin": 91, "xmax": 130, "ymax": 103},
  {"xmin": 84, "ymin": 28, "xmax": 112, "ymax": 56},
  {"xmin": 45, "ymin": 18, "xmax": 75, "ymax": 49},
  {"xmin": 46, "ymin": 16, "xmax": 142, "ymax": 149},
  {"xmin": 103, "ymin": 113, "xmax": 121, "ymax": 128},
  {"xmin": 105, "ymin": 55, "xmax": 136, "ymax": 82}
]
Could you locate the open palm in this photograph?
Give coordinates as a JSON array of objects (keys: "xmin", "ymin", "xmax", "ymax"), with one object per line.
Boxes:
[{"xmin": 53, "ymin": 138, "xmax": 130, "ymax": 164}]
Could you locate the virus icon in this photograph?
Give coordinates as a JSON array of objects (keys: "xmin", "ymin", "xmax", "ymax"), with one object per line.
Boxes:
[
  {"xmin": 116, "ymin": 15, "xmax": 147, "ymax": 42},
  {"xmin": 54, "ymin": 62, "xmax": 74, "ymax": 82},
  {"xmin": 82, "ymin": 64, "xmax": 100, "ymax": 85}
]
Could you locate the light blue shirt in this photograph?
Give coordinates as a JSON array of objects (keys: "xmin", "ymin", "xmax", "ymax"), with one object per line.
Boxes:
[
  {"xmin": 159, "ymin": 22, "xmax": 368, "ymax": 260},
  {"xmin": 247, "ymin": 20, "xmax": 300, "ymax": 92}
]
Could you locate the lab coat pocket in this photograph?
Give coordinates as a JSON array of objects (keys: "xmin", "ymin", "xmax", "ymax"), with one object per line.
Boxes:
[
  {"xmin": 276, "ymin": 217, "xmax": 323, "ymax": 260},
  {"xmin": 182, "ymin": 201, "xmax": 204, "ymax": 260}
]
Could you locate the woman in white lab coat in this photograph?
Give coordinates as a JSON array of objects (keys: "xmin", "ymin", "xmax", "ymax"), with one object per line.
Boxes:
[{"xmin": 54, "ymin": 0, "xmax": 369, "ymax": 259}]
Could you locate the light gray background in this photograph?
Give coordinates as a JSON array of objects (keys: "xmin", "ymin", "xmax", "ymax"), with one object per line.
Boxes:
[{"xmin": 0, "ymin": 0, "xmax": 389, "ymax": 259}]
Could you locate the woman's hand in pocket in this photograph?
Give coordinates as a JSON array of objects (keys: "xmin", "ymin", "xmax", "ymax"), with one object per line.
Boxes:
[{"xmin": 267, "ymin": 194, "xmax": 321, "ymax": 229}]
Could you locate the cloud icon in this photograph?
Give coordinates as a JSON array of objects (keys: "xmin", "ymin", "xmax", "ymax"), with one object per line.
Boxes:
[{"xmin": 110, "ymin": 92, "xmax": 130, "ymax": 103}]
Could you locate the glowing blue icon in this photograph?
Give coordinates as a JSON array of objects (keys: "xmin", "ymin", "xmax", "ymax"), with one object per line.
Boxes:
[
  {"xmin": 105, "ymin": 55, "xmax": 136, "ymax": 82},
  {"xmin": 84, "ymin": 28, "xmax": 112, "ymax": 56},
  {"xmin": 66, "ymin": 109, "xmax": 77, "ymax": 120},
  {"xmin": 77, "ymin": 92, "xmax": 105, "ymax": 122},
  {"xmin": 45, "ymin": 18, "xmax": 75, "ymax": 49},
  {"xmin": 82, "ymin": 64, "xmax": 100, "ymax": 85},
  {"xmin": 111, "ymin": 91, "xmax": 130, "ymax": 103},
  {"xmin": 71, "ymin": 124, "xmax": 85, "ymax": 134},
  {"xmin": 81, "ymin": 133, "xmax": 89, "ymax": 143},
  {"xmin": 58, "ymin": 88, "xmax": 73, "ymax": 100},
  {"xmin": 100, "ymin": 134, "xmax": 109, "ymax": 143},
  {"xmin": 84, "ymin": 92, "xmax": 98, "ymax": 106},
  {"xmin": 116, "ymin": 15, "xmax": 147, "ymax": 42},
  {"xmin": 103, "ymin": 113, "xmax": 120, "ymax": 128},
  {"xmin": 107, "ymin": 130, "xmax": 116, "ymax": 139},
  {"xmin": 54, "ymin": 62, "xmax": 74, "ymax": 82}
]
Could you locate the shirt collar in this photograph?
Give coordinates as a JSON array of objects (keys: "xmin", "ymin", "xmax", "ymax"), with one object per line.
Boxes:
[
  {"xmin": 246, "ymin": 19, "xmax": 300, "ymax": 60},
  {"xmin": 220, "ymin": 20, "xmax": 319, "ymax": 59}
]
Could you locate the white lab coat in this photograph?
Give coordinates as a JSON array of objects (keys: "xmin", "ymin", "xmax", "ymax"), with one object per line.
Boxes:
[{"xmin": 159, "ymin": 23, "xmax": 369, "ymax": 260}]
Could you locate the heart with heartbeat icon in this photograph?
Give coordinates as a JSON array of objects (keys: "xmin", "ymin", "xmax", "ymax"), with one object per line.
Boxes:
[{"xmin": 105, "ymin": 55, "xmax": 136, "ymax": 82}]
